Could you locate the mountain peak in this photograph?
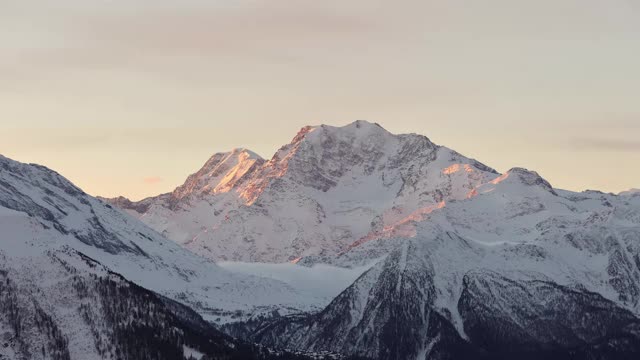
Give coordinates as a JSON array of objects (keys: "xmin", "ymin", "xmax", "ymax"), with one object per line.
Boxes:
[
  {"xmin": 289, "ymin": 120, "xmax": 392, "ymax": 145},
  {"xmin": 491, "ymin": 167, "xmax": 557, "ymax": 195},
  {"xmin": 262, "ymin": 120, "xmax": 436, "ymax": 186},
  {"xmin": 0, "ymin": 154, "xmax": 85, "ymax": 200},
  {"xmin": 228, "ymin": 147, "xmax": 263, "ymax": 159},
  {"xmin": 171, "ymin": 147, "xmax": 265, "ymax": 202},
  {"xmin": 314, "ymin": 120, "xmax": 390, "ymax": 136},
  {"xmin": 342, "ymin": 119, "xmax": 385, "ymax": 130}
]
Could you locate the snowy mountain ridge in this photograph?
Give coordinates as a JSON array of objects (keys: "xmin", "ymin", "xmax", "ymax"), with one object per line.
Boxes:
[
  {"xmin": 108, "ymin": 121, "xmax": 499, "ymax": 263},
  {"xmin": 0, "ymin": 154, "xmax": 326, "ymax": 325},
  {"xmin": 242, "ymin": 164, "xmax": 640, "ymax": 359}
]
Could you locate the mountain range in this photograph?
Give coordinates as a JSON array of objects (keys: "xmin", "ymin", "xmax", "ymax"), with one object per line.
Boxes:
[
  {"xmin": 0, "ymin": 153, "xmax": 341, "ymax": 359},
  {"xmin": 2, "ymin": 121, "xmax": 640, "ymax": 359}
]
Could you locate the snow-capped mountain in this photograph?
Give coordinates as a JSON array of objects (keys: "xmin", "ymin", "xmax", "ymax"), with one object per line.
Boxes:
[
  {"xmin": 242, "ymin": 168, "xmax": 640, "ymax": 359},
  {"xmin": 108, "ymin": 121, "xmax": 498, "ymax": 263},
  {"xmin": 10, "ymin": 120, "xmax": 639, "ymax": 359},
  {"xmin": 0, "ymin": 155, "xmax": 325, "ymax": 326}
]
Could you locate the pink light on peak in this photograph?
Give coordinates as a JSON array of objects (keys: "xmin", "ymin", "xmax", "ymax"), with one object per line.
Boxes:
[
  {"xmin": 443, "ymin": 164, "xmax": 475, "ymax": 175},
  {"xmin": 491, "ymin": 172, "xmax": 510, "ymax": 185},
  {"xmin": 443, "ymin": 164, "xmax": 461, "ymax": 175}
]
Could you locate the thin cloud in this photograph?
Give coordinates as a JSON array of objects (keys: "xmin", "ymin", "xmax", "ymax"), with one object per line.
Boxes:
[
  {"xmin": 2, "ymin": 1, "xmax": 384, "ymax": 74},
  {"xmin": 571, "ymin": 138, "xmax": 640, "ymax": 152}
]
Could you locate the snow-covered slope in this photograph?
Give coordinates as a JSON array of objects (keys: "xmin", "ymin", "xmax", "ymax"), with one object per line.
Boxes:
[
  {"xmin": 109, "ymin": 121, "xmax": 498, "ymax": 262},
  {"xmin": 0, "ymin": 247, "xmax": 318, "ymax": 360},
  {"xmin": 0, "ymin": 155, "xmax": 325, "ymax": 324},
  {"xmin": 245, "ymin": 168, "xmax": 640, "ymax": 359}
]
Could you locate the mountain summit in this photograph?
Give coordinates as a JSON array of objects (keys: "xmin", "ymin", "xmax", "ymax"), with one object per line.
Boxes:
[
  {"xmin": 108, "ymin": 121, "xmax": 498, "ymax": 262},
  {"xmin": 173, "ymin": 147, "xmax": 264, "ymax": 202}
]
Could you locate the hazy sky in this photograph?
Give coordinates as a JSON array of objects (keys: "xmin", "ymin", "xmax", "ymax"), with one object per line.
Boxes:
[{"xmin": 1, "ymin": 0, "xmax": 638, "ymax": 200}]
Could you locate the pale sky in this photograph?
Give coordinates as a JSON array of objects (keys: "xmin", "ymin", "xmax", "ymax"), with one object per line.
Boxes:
[{"xmin": 1, "ymin": 0, "xmax": 638, "ymax": 200}]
